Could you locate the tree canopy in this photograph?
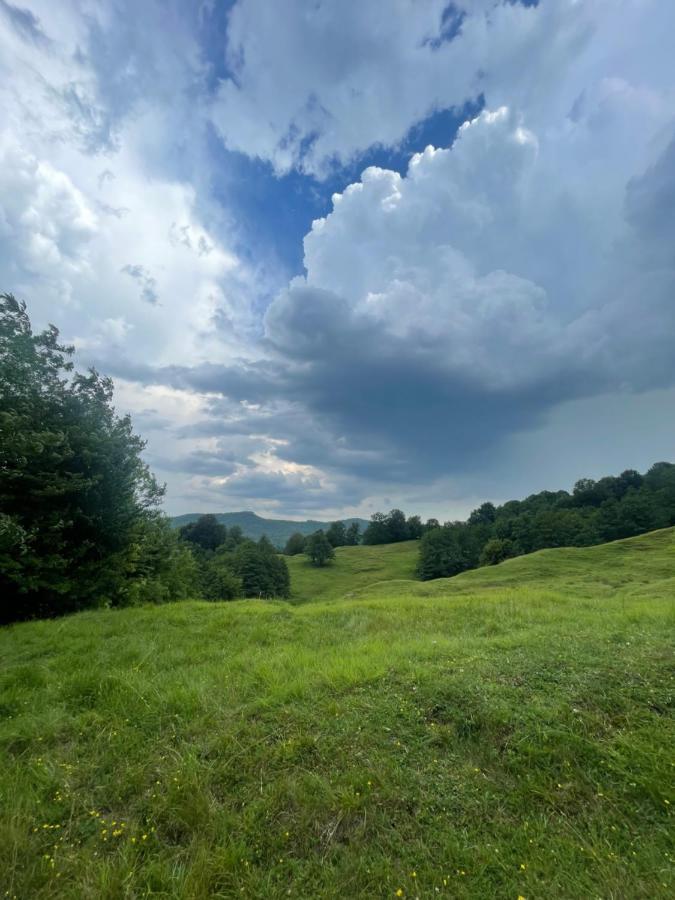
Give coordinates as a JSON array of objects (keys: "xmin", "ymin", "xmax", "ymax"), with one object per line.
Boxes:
[
  {"xmin": 305, "ymin": 530, "xmax": 335, "ymax": 567},
  {"xmin": 0, "ymin": 294, "xmax": 170, "ymax": 621}
]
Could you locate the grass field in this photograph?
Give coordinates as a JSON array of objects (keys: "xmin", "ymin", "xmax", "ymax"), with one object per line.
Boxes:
[
  {"xmin": 1, "ymin": 530, "xmax": 674, "ymax": 898},
  {"xmin": 286, "ymin": 540, "xmax": 419, "ymax": 603}
]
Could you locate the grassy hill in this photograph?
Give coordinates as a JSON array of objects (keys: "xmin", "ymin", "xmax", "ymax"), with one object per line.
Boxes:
[
  {"xmin": 170, "ymin": 510, "xmax": 369, "ymax": 547},
  {"xmin": 286, "ymin": 540, "xmax": 419, "ymax": 603},
  {"xmin": 1, "ymin": 530, "xmax": 673, "ymax": 898}
]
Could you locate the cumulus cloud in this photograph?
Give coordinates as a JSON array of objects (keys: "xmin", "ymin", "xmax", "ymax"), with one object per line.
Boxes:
[
  {"xmin": 210, "ymin": 0, "xmax": 608, "ymax": 176},
  {"xmin": 3, "ymin": 0, "xmax": 675, "ymax": 517}
]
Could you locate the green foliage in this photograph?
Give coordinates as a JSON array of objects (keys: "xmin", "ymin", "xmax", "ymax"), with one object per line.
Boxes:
[
  {"xmin": 231, "ymin": 539, "xmax": 290, "ymax": 597},
  {"xmin": 345, "ymin": 521, "xmax": 361, "ymax": 545},
  {"xmin": 121, "ymin": 516, "xmax": 200, "ymax": 606},
  {"xmin": 479, "ymin": 537, "xmax": 518, "ymax": 567},
  {"xmin": 1, "ymin": 529, "xmax": 673, "ymax": 898},
  {"xmin": 304, "ymin": 529, "xmax": 335, "ymax": 567},
  {"xmin": 418, "ymin": 462, "xmax": 675, "ymax": 580},
  {"xmin": 416, "ymin": 526, "xmax": 468, "ymax": 580},
  {"xmin": 200, "ymin": 553, "xmax": 242, "ymax": 601},
  {"xmin": 325, "ymin": 520, "xmax": 347, "ymax": 547},
  {"xmin": 362, "ymin": 508, "xmax": 423, "ymax": 545},
  {"xmin": 283, "ymin": 531, "xmax": 307, "ymax": 555},
  {"xmin": 0, "ymin": 294, "xmax": 165, "ymax": 621},
  {"xmin": 179, "ymin": 514, "xmax": 227, "ymax": 552}
]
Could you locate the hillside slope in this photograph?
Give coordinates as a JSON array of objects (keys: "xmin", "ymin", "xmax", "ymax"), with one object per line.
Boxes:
[
  {"xmin": 351, "ymin": 526, "xmax": 675, "ymax": 601},
  {"xmin": 170, "ymin": 511, "xmax": 369, "ymax": 547},
  {"xmin": 287, "ymin": 539, "xmax": 419, "ymax": 603},
  {"xmin": 1, "ymin": 529, "xmax": 673, "ymax": 898}
]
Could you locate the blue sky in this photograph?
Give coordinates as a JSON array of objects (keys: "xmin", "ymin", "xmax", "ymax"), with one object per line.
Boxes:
[{"xmin": 1, "ymin": 0, "xmax": 674, "ymax": 519}]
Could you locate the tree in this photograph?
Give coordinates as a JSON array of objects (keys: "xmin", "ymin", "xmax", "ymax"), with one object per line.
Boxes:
[
  {"xmin": 0, "ymin": 294, "xmax": 164, "ymax": 622},
  {"xmin": 231, "ymin": 540, "xmax": 290, "ymax": 597},
  {"xmin": 417, "ymin": 526, "xmax": 469, "ymax": 581},
  {"xmin": 326, "ymin": 520, "xmax": 347, "ymax": 547},
  {"xmin": 386, "ymin": 509, "xmax": 409, "ymax": 542},
  {"xmin": 345, "ymin": 521, "xmax": 361, "ymax": 545},
  {"xmin": 305, "ymin": 530, "xmax": 335, "ymax": 567},
  {"xmin": 468, "ymin": 502, "xmax": 497, "ymax": 526},
  {"xmin": 406, "ymin": 515, "xmax": 423, "ymax": 539},
  {"xmin": 479, "ymin": 538, "xmax": 518, "ymax": 567},
  {"xmin": 179, "ymin": 514, "xmax": 227, "ymax": 552},
  {"xmin": 362, "ymin": 509, "xmax": 410, "ymax": 544},
  {"xmin": 200, "ymin": 554, "xmax": 242, "ymax": 601},
  {"xmin": 225, "ymin": 525, "xmax": 244, "ymax": 550},
  {"xmin": 284, "ymin": 531, "xmax": 306, "ymax": 555},
  {"xmin": 123, "ymin": 516, "xmax": 200, "ymax": 606},
  {"xmin": 362, "ymin": 512, "xmax": 389, "ymax": 545}
]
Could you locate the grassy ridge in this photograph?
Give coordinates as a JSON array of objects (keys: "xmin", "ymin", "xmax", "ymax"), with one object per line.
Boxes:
[
  {"xmin": 0, "ymin": 530, "xmax": 673, "ymax": 898},
  {"xmin": 286, "ymin": 539, "xmax": 419, "ymax": 603}
]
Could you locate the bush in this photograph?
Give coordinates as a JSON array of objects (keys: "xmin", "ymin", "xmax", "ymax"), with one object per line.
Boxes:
[{"xmin": 479, "ymin": 538, "xmax": 518, "ymax": 567}]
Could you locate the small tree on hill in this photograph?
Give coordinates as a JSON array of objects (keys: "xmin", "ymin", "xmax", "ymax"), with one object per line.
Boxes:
[
  {"xmin": 479, "ymin": 538, "xmax": 518, "ymax": 567},
  {"xmin": 305, "ymin": 530, "xmax": 335, "ymax": 567}
]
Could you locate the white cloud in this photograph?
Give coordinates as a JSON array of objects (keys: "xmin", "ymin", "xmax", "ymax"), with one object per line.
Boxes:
[{"xmin": 210, "ymin": 0, "xmax": 629, "ymax": 177}]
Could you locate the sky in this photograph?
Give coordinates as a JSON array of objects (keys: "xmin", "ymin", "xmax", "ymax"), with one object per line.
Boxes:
[{"xmin": 1, "ymin": 0, "xmax": 674, "ymax": 521}]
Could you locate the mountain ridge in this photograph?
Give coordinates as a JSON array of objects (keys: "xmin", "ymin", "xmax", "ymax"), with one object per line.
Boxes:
[{"xmin": 170, "ymin": 510, "xmax": 369, "ymax": 547}]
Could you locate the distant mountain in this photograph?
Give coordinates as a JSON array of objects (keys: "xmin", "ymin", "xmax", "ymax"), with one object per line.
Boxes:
[{"xmin": 170, "ymin": 510, "xmax": 370, "ymax": 548}]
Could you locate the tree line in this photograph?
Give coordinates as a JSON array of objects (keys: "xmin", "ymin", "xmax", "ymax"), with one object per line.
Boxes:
[
  {"xmin": 416, "ymin": 463, "xmax": 675, "ymax": 580},
  {"xmin": 177, "ymin": 514, "xmax": 290, "ymax": 599},
  {"xmin": 282, "ymin": 520, "xmax": 361, "ymax": 567},
  {"xmin": 0, "ymin": 296, "xmax": 288, "ymax": 623}
]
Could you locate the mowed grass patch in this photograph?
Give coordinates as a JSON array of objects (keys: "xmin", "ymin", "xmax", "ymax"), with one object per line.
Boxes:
[
  {"xmin": 286, "ymin": 540, "xmax": 419, "ymax": 603},
  {"xmin": 0, "ymin": 530, "xmax": 673, "ymax": 898}
]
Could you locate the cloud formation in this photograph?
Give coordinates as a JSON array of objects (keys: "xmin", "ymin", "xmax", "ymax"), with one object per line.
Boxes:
[{"xmin": 2, "ymin": 0, "xmax": 675, "ymax": 517}]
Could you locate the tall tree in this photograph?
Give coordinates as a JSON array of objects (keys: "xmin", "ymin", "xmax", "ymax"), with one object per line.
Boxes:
[
  {"xmin": 179, "ymin": 514, "xmax": 227, "ymax": 552},
  {"xmin": 326, "ymin": 520, "xmax": 347, "ymax": 547},
  {"xmin": 0, "ymin": 294, "xmax": 164, "ymax": 622},
  {"xmin": 345, "ymin": 521, "xmax": 361, "ymax": 545}
]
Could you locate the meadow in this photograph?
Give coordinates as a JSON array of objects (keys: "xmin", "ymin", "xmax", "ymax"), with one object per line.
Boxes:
[
  {"xmin": 1, "ymin": 529, "xmax": 673, "ymax": 898},
  {"xmin": 286, "ymin": 540, "xmax": 419, "ymax": 603}
]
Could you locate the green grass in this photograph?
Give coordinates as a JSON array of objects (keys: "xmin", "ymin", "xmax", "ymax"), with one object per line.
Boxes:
[
  {"xmin": 1, "ymin": 530, "xmax": 674, "ymax": 898},
  {"xmin": 286, "ymin": 540, "xmax": 419, "ymax": 603}
]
